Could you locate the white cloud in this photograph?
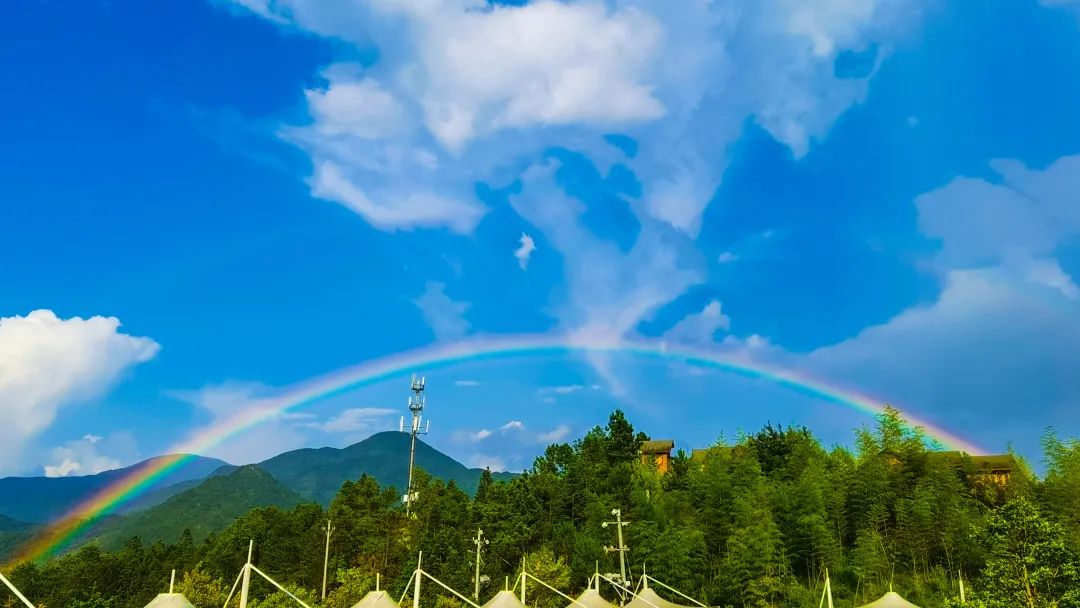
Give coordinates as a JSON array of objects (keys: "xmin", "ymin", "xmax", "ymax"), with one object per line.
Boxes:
[
  {"xmin": 304, "ymin": 407, "xmax": 397, "ymax": 434},
  {"xmin": 468, "ymin": 454, "xmax": 508, "ymax": 472},
  {"xmin": 168, "ymin": 382, "xmax": 309, "ymax": 464},
  {"xmin": 227, "ymin": 0, "xmax": 927, "ymax": 238},
  {"xmin": 916, "ymin": 155, "xmax": 1080, "ymax": 269},
  {"xmin": 454, "ymin": 379, "xmax": 481, "ymax": 387},
  {"xmin": 539, "ymin": 384, "xmax": 586, "ymax": 395},
  {"xmin": 308, "ymin": 160, "xmax": 485, "ymax": 234},
  {"xmin": 409, "ymin": 0, "xmax": 665, "ymax": 150},
  {"xmin": 807, "ymin": 267, "xmax": 1080, "ymax": 440},
  {"xmin": 413, "ymin": 281, "xmax": 470, "ymax": 341},
  {"xmin": 663, "ymin": 299, "xmax": 731, "ymax": 345},
  {"xmin": 0, "ymin": 310, "xmax": 158, "ymax": 474},
  {"xmin": 44, "ymin": 435, "xmax": 122, "ymax": 478},
  {"xmin": 718, "ymin": 251, "xmax": 738, "ymax": 263},
  {"xmin": 515, "ymin": 233, "xmax": 537, "ymax": 270},
  {"xmin": 536, "ymin": 424, "xmax": 572, "ymax": 444},
  {"xmin": 453, "ymin": 428, "xmax": 492, "ymax": 443},
  {"xmin": 500, "ymin": 420, "xmax": 525, "ymax": 432}
]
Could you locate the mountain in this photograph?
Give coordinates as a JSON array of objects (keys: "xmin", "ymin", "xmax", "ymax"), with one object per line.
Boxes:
[
  {"xmin": 258, "ymin": 431, "xmax": 516, "ymax": 504},
  {"xmin": 0, "ymin": 514, "xmax": 30, "ymax": 532},
  {"xmin": 0, "ymin": 454, "xmax": 230, "ymax": 523},
  {"xmin": 90, "ymin": 465, "xmax": 308, "ymax": 550}
]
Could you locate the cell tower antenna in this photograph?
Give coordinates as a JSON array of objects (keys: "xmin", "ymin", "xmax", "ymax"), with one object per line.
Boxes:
[{"xmin": 404, "ymin": 373, "xmax": 429, "ymax": 516}]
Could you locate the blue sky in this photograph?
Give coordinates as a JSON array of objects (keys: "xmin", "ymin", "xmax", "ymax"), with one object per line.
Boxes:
[{"xmin": 2, "ymin": 0, "xmax": 1080, "ymax": 476}]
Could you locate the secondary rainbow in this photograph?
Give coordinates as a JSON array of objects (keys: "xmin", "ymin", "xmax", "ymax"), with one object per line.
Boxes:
[{"xmin": 6, "ymin": 334, "xmax": 986, "ymax": 565}]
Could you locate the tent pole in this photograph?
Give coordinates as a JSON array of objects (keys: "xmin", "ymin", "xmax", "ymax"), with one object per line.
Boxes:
[
  {"xmin": 413, "ymin": 553, "xmax": 423, "ymax": 608},
  {"xmin": 240, "ymin": 540, "xmax": 254, "ymax": 608},
  {"xmin": 0, "ymin": 570, "xmax": 36, "ymax": 608}
]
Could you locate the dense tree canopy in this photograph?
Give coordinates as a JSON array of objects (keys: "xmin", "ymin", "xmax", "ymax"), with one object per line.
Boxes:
[{"xmin": 4, "ymin": 409, "xmax": 1080, "ymax": 608}]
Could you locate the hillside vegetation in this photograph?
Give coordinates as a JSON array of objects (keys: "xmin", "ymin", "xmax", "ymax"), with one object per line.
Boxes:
[{"xmin": 5, "ymin": 409, "xmax": 1080, "ymax": 608}]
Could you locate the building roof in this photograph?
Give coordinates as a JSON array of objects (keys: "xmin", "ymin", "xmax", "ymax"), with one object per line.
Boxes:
[
  {"xmin": 144, "ymin": 594, "xmax": 195, "ymax": 608},
  {"xmin": 928, "ymin": 451, "xmax": 1017, "ymax": 473},
  {"xmin": 641, "ymin": 440, "xmax": 675, "ymax": 454}
]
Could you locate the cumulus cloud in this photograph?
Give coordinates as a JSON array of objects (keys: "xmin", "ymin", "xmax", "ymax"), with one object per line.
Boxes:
[
  {"xmin": 226, "ymin": 0, "xmax": 927, "ymax": 239},
  {"xmin": 515, "ymin": 233, "xmax": 537, "ymax": 270},
  {"xmin": 663, "ymin": 299, "xmax": 731, "ymax": 345},
  {"xmin": 807, "ymin": 267, "xmax": 1080, "ymax": 442},
  {"xmin": 468, "ymin": 454, "xmax": 508, "ymax": 472},
  {"xmin": 536, "ymin": 424, "xmax": 572, "ymax": 444},
  {"xmin": 500, "ymin": 420, "xmax": 525, "ymax": 432},
  {"xmin": 167, "ymin": 381, "xmax": 308, "ymax": 464},
  {"xmin": 304, "ymin": 407, "xmax": 397, "ymax": 434},
  {"xmin": 916, "ymin": 155, "xmax": 1080, "ymax": 269},
  {"xmin": 44, "ymin": 435, "xmax": 122, "ymax": 478},
  {"xmin": 0, "ymin": 310, "xmax": 158, "ymax": 473},
  {"xmin": 452, "ymin": 428, "xmax": 493, "ymax": 443},
  {"xmin": 413, "ymin": 281, "xmax": 471, "ymax": 341}
]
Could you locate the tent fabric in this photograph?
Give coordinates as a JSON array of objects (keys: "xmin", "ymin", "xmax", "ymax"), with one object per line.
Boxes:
[
  {"xmin": 144, "ymin": 594, "xmax": 195, "ymax": 608},
  {"xmin": 484, "ymin": 591, "xmax": 526, "ymax": 608},
  {"xmin": 566, "ymin": 588, "xmax": 617, "ymax": 608},
  {"xmin": 857, "ymin": 591, "xmax": 922, "ymax": 608},
  {"xmin": 350, "ymin": 591, "xmax": 400, "ymax": 608},
  {"xmin": 622, "ymin": 588, "xmax": 690, "ymax": 608}
]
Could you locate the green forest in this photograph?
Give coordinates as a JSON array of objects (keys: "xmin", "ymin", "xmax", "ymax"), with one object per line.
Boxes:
[{"xmin": 4, "ymin": 409, "xmax": 1080, "ymax": 608}]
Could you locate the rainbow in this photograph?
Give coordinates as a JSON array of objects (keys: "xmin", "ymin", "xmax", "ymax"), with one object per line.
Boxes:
[{"xmin": 6, "ymin": 334, "xmax": 985, "ymax": 565}]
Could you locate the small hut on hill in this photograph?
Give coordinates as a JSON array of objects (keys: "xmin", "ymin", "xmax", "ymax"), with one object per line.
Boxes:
[{"xmin": 856, "ymin": 591, "xmax": 921, "ymax": 608}]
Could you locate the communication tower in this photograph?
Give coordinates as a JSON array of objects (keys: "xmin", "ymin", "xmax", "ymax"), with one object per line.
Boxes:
[{"xmin": 400, "ymin": 373, "xmax": 429, "ymax": 515}]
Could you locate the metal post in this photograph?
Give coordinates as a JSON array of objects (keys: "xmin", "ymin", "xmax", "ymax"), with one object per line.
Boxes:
[
  {"xmin": 170, "ymin": 569, "xmax": 176, "ymax": 594},
  {"xmin": 473, "ymin": 529, "xmax": 487, "ymax": 601},
  {"xmin": 615, "ymin": 510, "xmax": 626, "ymax": 587},
  {"xmin": 322, "ymin": 520, "xmax": 334, "ymax": 600},
  {"xmin": 240, "ymin": 540, "xmax": 254, "ymax": 608},
  {"xmin": 602, "ymin": 509, "xmax": 630, "ymax": 601}
]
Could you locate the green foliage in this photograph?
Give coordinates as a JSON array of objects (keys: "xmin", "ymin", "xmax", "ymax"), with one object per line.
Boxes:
[
  {"xmin": 970, "ymin": 498, "xmax": 1080, "ymax": 608},
  {"xmin": 91, "ymin": 466, "xmax": 310, "ymax": 551},
  {"xmin": 322, "ymin": 568, "xmax": 374, "ymax": 608},
  {"xmin": 175, "ymin": 568, "xmax": 230, "ymax": 608},
  {"xmin": 6, "ymin": 411, "xmax": 1080, "ymax": 608}
]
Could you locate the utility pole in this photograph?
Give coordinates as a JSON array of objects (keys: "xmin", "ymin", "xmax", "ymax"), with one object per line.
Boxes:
[
  {"xmin": 401, "ymin": 374, "xmax": 429, "ymax": 516},
  {"xmin": 473, "ymin": 528, "xmax": 489, "ymax": 601},
  {"xmin": 602, "ymin": 508, "xmax": 630, "ymax": 596},
  {"xmin": 322, "ymin": 520, "xmax": 334, "ymax": 600}
]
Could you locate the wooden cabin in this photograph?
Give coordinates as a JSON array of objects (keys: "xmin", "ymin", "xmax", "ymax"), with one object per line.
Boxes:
[{"xmin": 641, "ymin": 439, "xmax": 675, "ymax": 473}]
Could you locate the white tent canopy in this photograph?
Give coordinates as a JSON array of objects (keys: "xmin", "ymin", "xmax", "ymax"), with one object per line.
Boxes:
[
  {"xmin": 623, "ymin": 588, "xmax": 692, "ymax": 608},
  {"xmin": 857, "ymin": 591, "xmax": 922, "ymax": 608},
  {"xmin": 144, "ymin": 594, "xmax": 195, "ymax": 608},
  {"xmin": 566, "ymin": 588, "xmax": 617, "ymax": 608},
  {"xmin": 350, "ymin": 591, "xmax": 399, "ymax": 608},
  {"xmin": 484, "ymin": 591, "xmax": 526, "ymax": 608}
]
